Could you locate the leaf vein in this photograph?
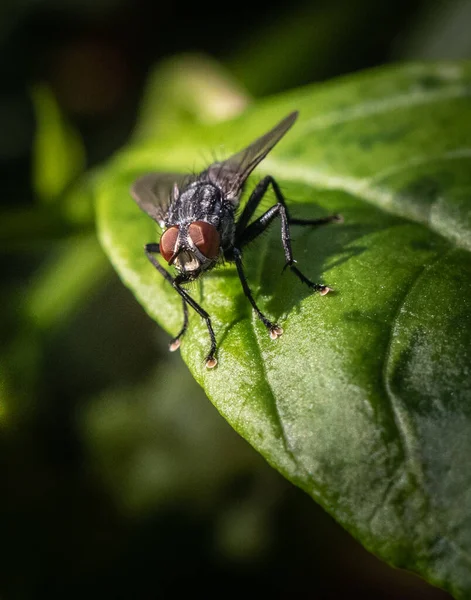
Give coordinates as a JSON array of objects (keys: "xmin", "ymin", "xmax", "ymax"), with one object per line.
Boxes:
[
  {"xmin": 299, "ymin": 85, "xmax": 471, "ymax": 133},
  {"xmin": 250, "ymin": 320, "xmax": 300, "ymax": 469}
]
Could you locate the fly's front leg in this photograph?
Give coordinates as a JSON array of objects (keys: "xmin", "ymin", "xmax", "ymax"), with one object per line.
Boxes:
[
  {"xmin": 145, "ymin": 243, "xmax": 189, "ymax": 352},
  {"xmin": 145, "ymin": 242, "xmax": 174, "ymax": 284},
  {"xmin": 236, "ymin": 176, "xmax": 333, "ymax": 294},
  {"xmin": 233, "ymin": 248, "xmax": 283, "ymax": 339},
  {"xmin": 168, "ymin": 299, "xmax": 188, "ymax": 352},
  {"xmin": 173, "ymin": 275, "xmax": 218, "ymax": 368},
  {"xmin": 145, "ymin": 243, "xmax": 216, "ymax": 366}
]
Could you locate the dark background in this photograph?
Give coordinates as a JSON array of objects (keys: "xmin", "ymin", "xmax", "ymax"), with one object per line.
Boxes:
[{"xmin": 1, "ymin": 0, "xmax": 470, "ymax": 597}]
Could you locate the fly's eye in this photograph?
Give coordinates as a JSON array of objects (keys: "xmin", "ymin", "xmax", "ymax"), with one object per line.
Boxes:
[
  {"xmin": 188, "ymin": 221, "xmax": 220, "ymax": 259},
  {"xmin": 160, "ymin": 226, "xmax": 179, "ymax": 262}
]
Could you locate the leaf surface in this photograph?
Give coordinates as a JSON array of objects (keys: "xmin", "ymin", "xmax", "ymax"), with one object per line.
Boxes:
[{"xmin": 97, "ymin": 61, "xmax": 471, "ymax": 597}]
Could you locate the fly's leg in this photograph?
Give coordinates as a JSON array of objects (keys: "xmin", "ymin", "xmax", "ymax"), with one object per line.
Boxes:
[
  {"xmin": 235, "ymin": 175, "xmax": 338, "ymax": 293},
  {"xmin": 233, "ymin": 247, "xmax": 283, "ymax": 339},
  {"xmin": 168, "ymin": 299, "xmax": 188, "ymax": 352},
  {"xmin": 172, "ymin": 275, "xmax": 217, "ymax": 368},
  {"xmin": 289, "ymin": 215, "xmax": 343, "ymax": 226},
  {"xmin": 236, "ymin": 175, "xmax": 341, "ymax": 238},
  {"xmin": 240, "ymin": 206, "xmax": 330, "ymax": 293},
  {"xmin": 146, "ymin": 243, "xmax": 188, "ymax": 351},
  {"xmin": 145, "ymin": 243, "xmax": 217, "ymax": 367}
]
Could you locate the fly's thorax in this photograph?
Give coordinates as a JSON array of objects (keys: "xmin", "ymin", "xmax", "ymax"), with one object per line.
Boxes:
[{"xmin": 166, "ymin": 181, "xmax": 224, "ymax": 224}]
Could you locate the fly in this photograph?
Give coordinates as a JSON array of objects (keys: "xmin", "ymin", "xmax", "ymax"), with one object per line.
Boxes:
[{"xmin": 131, "ymin": 111, "xmax": 342, "ymax": 368}]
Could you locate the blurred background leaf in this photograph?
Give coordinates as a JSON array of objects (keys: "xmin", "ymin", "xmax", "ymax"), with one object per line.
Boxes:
[{"xmin": 32, "ymin": 83, "xmax": 85, "ymax": 204}]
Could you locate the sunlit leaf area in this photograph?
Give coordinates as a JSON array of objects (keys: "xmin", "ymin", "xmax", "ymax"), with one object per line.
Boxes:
[{"xmin": 1, "ymin": 1, "xmax": 470, "ymax": 598}]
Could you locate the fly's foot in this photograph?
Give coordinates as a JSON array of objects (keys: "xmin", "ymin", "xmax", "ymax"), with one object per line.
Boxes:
[
  {"xmin": 319, "ymin": 285, "xmax": 332, "ymax": 295},
  {"xmin": 269, "ymin": 325, "xmax": 284, "ymax": 339},
  {"xmin": 205, "ymin": 355, "xmax": 218, "ymax": 369},
  {"xmin": 169, "ymin": 338, "xmax": 181, "ymax": 352},
  {"xmin": 312, "ymin": 284, "xmax": 332, "ymax": 295}
]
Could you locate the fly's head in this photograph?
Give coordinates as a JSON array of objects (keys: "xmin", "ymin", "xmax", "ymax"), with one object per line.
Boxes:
[{"xmin": 159, "ymin": 220, "xmax": 221, "ymax": 279}]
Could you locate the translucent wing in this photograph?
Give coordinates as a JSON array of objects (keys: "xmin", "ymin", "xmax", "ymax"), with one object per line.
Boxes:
[
  {"xmin": 204, "ymin": 111, "xmax": 298, "ymax": 201},
  {"xmin": 130, "ymin": 172, "xmax": 194, "ymax": 224}
]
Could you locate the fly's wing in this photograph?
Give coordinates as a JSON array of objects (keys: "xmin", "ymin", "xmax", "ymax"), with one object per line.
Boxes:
[
  {"xmin": 130, "ymin": 172, "xmax": 194, "ymax": 224},
  {"xmin": 204, "ymin": 111, "xmax": 298, "ymax": 201}
]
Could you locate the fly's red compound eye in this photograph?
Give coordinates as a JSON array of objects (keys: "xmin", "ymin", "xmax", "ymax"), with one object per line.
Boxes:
[
  {"xmin": 160, "ymin": 226, "xmax": 179, "ymax": 262},
  {"xmin": 188, "ymin": 221, "xmax": 220, "ymax": 259}
]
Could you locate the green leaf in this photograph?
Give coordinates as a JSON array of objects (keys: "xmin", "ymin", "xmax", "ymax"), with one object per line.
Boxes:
[{"xmin": 96, "ymin": 61, "xmax": 471, "ymax": 598}]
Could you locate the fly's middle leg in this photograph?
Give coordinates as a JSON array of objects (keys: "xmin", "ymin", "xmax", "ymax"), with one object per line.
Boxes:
[{"xmin": 232, "ymin": 247, "xmax": 283, "ymax": 339}]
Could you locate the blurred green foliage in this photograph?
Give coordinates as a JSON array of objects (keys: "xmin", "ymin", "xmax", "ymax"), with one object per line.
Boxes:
[{"xmin": 32, "ymin": 84, "xmax": 86, "ymax": 204}]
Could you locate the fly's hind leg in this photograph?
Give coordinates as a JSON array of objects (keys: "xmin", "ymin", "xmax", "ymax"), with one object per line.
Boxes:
[
  {"xmin": 236, "ymin": 175, "xmax": 340, "ymax": 294},
  {"xmin": 232, "ymin": 176, "xmax": 342, "ymax": 341}
]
